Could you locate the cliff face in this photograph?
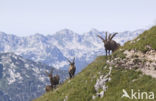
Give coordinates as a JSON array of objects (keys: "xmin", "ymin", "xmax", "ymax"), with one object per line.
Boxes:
[{"xmin": 34, "ymin": 26, "xmax": 156, "ymax": 101}]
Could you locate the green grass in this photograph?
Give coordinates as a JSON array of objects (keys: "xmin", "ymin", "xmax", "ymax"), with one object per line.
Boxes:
[
  {"xmin": 34, "ymin": 26, "xmax": 156, "ymax": 101},
  {"xmin": 34, "ymin": 56, "xmax": 156, "ymax": 101},
  {"xmin": 34, "ymin": 56, "xmax": 108, "ymax": 101},
  {"xmin": 97, "ymin": 69, "xmax": 156, "ymax": 101},
  {"xmin": 113, "ymin": 26, "xmax": 156, "ymax": 58},
  {"xmin": 122, "ymin": 26, "xmax": 156, "ymax": 52}
]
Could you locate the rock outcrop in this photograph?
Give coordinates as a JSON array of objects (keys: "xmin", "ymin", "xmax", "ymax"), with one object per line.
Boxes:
[
  {"xmin": 92, "ymin": 65, "xmax": 112, "ymax": 99},
  {"xmin": 111, "ymin": 46, "xmax": 156, "ymax": 78}
]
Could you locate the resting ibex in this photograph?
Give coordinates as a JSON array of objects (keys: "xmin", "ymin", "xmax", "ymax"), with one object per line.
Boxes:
[
  {"xmin": 97, "ymin": 32, "xmax": 120, "ymax": 56},
  {"xmin": 45, "ymin": 85, "xmax": 53, "ymax": 92},
  {"xmin": 65, "ymin": 57, "xmax": 76, "ymax": 79},
  {"xmin": 45, "ymin": 69, "xmax": 60, "ymax": 92}
]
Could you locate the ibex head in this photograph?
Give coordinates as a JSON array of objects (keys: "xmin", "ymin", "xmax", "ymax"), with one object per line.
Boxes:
[
  {"xmin": 45, "ymin": 69, "xmax": 54, "ymax": 78},
  {"xmin": 65, "ymin": 57, "xmax": 75, "ymax": 66},
  {"xmin": 97, "ymin": 32, "xmax": 118, "ymax": 43}
]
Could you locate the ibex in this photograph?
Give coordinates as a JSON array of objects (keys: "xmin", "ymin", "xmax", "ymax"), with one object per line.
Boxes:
[
  {"xmin": 45, "ymin": 85, "xmax": 53, "ymax": 92},
  {"xmin": 97, "ymin": 32, "xmax": 120, "ymax": 56},
  {"xmin": 65, "ymin": 57, "xmax": 76, "ymax": 79},
  {"xmin": 45, "ymin": 69, "xmax": 60, "ymax": 92}
]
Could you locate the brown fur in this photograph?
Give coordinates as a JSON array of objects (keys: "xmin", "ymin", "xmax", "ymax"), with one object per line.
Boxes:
[
  {"xmin": 45, "ymin": 85, "xmax": 53, "ymax": 92},
  {"xmin": 97, "ymin": 32, "xmax": 120, "ymax": 56},
  {"xmin": 45, "ymin": 69, "xmax": 60, "ymax": 92},
  {"xmin": 50, "ymin": 74, "xmax": 60, "ymax": 86}
]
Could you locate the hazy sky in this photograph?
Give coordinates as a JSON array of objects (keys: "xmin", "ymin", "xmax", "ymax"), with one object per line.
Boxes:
[{"xmin": 0, "ymin": 0, "xmax": 156, "ymax": 36}]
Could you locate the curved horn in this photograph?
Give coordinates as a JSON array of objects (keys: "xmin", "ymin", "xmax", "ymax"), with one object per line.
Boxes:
[
  {"xmin": 50, "ymin": 68, "xmax": 54, "ymax": 74},
  {"xmin": 45, "ymin": 71, "xmax": 49, "ymax": 76},
  {"xmin": 65, "ymin": 57, "xmax": 72, "ymax": 64},
  {"xmin": 73, "ymin": 57, "xmax": 75, "ymax": 63},
  {"xmin": 105, "ymin": 32, "xmax": 107, "ymax": 41},
  {"xmin": 108, "ymin": 33, "xmax": 112, "ymax": 40},
  {"xmin": 110, "ymin": 33, "xmax": 118, "ymax": 40},
  {"xmin": 97, "ymin": 35, "xmax": 105, "ymax": 41}
]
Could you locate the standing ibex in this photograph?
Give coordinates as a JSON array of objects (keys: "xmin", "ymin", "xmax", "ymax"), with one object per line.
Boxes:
[
  {"xmin": 65, "ymin": 57, "xmax": 76, "ymax": 79},
  {"xmin": 97, "ymin": 32, "xmax": 120, "ymax": 56},
  {"xmin": 45, "ymin": 69, "xmax": 60, "ymax": 92}
]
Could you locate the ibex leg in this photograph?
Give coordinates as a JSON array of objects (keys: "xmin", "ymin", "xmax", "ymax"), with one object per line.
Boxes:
[{"xmin": 105, "ymin": 49, "xmax": 107, "ymax": 56}]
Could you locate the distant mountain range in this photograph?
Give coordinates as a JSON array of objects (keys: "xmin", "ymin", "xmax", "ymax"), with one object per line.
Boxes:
[
  {"xmin": 0, "ymin": 29, "xmax": 144, "ymax": 72},
  {"xmin": 0, "ymin": 52, "xmax": 68, "ymax": 101}
]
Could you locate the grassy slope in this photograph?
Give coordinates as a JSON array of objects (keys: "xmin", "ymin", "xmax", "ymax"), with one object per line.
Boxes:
[
  {"xmin": 113, "ymin": 26, "xmax": 156, "ymax": 59},
  {"xmin": 123, "ymin": 26, "xmax": 156, "ymax": 51},
  {"xmin": 34, "ymin": 26, "xmax": 156, "ymax": 101}
]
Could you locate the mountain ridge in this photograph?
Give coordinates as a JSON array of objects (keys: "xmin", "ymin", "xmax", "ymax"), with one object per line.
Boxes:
[{"xmin": 0, "ymin": 29, "xmax": 144, "ymax": 72}]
